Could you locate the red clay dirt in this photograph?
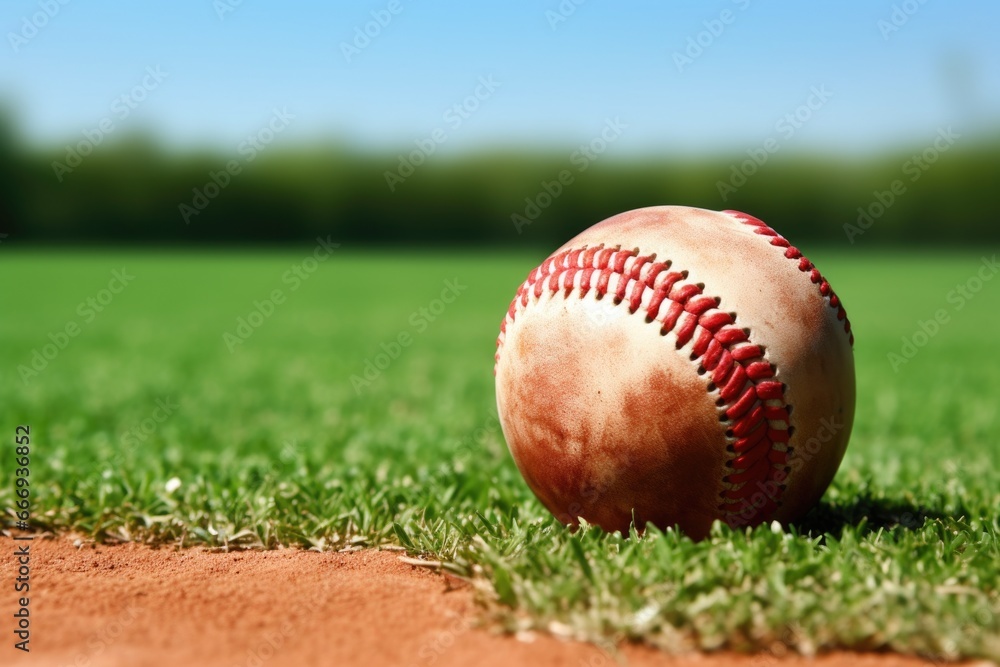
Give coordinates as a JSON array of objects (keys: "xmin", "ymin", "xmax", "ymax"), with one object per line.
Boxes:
[{"xmin": 2, "ymin": 536, "xmax": 946, "ymax": 667}]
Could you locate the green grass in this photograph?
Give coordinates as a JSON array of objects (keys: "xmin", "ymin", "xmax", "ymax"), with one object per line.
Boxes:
[{"xmin": 1, "ymin": 248, "xmax": 998, "ymax": 660}]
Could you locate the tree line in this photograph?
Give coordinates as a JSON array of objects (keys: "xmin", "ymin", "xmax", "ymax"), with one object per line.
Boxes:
[{"xmin": 1, "ymin": 118, "xmax": 997, "ymax": 247}]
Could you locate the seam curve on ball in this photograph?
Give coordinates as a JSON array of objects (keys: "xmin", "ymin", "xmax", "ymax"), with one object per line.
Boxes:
[
  {"xmin": 724, "ymin": 210, "xmax": 854, "ymax": 346},
  {"xmin": 494, "ymin": 244, "xmax": 792, "ymax": 526}
]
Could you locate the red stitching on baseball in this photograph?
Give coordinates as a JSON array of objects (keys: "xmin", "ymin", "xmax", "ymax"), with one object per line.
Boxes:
[
  {"xmin": 494, "ymin": 244, "xmax": 792, "ymax": 526},
  {"xmin": 724, "ymin": 210, "xmax": 854, "ymax": 346}
]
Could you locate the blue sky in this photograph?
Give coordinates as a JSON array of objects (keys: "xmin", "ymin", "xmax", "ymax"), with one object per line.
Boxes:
[{"xmin": 1, "ymin": 1, "xmax": 997, "ymax": 155}]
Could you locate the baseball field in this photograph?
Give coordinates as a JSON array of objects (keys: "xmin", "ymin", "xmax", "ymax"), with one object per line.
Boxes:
[{"xmin": 2, "ymin": 248, "xmax": 998, "ymax": 664}]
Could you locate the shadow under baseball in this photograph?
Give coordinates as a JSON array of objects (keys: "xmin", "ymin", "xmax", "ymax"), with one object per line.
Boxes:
[{"xmin": 792, "ymin": 492, "xmax": 950, "ymax": 538}]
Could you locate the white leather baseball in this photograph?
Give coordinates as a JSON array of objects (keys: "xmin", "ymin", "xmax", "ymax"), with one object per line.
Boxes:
[{"xmin": 494, "ymin": 206, "xmax": 855, "ymax": 539}]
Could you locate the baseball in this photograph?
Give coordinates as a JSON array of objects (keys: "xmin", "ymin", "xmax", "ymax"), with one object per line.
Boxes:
[{"xmin": 494, "ymin": 206, "xmax": 855, "ymax": 539}]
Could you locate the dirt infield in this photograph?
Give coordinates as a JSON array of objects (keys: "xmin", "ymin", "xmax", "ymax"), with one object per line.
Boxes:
[{"xmin": 2, "ymin": 537, "xmax": 944, "ymax": 667}]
